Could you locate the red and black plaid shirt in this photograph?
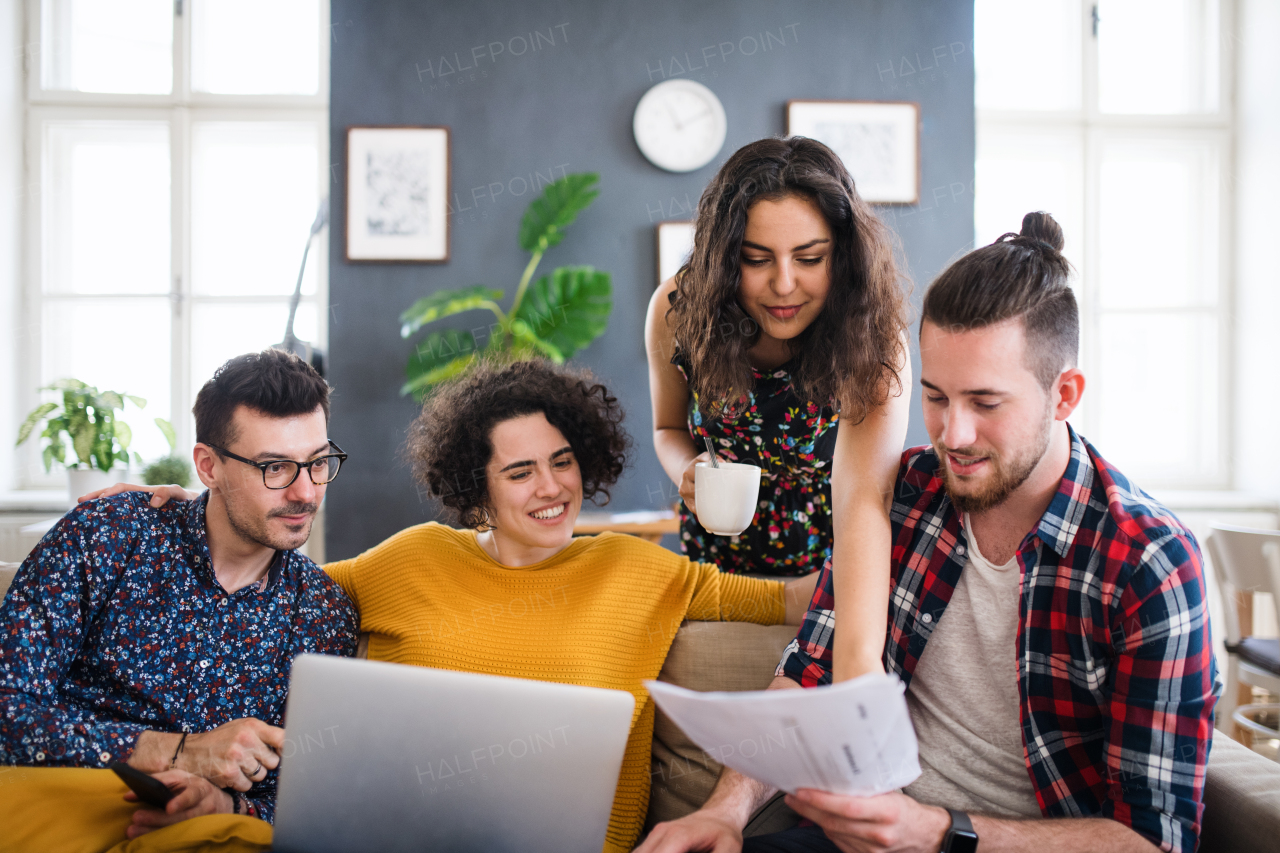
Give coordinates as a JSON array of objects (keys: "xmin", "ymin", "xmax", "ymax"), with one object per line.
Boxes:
[{"xmin": 778, "ymin": 429, "xmax": 1218, "ymax": 853}]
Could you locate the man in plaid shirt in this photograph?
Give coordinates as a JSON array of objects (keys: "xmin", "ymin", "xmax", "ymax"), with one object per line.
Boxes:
[{"xmin": 639, "ymin": 213, "xmax": 1217, "ymax": 853}]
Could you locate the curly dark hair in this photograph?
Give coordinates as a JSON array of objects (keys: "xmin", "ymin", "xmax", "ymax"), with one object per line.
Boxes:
[
  {"xmin": 667, "ymin": 136, "xmax": 909, "ymax": 424},
  {"xmin": 406, "ymin": 359, "xmax": 631, "ymax": 529}
]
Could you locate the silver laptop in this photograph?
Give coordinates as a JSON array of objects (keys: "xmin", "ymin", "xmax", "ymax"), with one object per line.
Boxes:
[{"xmin": 272, "ymin": 654, "xmax": 635, "ymax": 853}]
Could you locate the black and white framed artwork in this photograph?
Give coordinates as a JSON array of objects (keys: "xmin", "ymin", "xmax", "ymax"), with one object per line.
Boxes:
[
  {"xmin": 786, "ymin": 101, "xmax": 920, "ymax": 204},
  {"xmin": 346, "ymin": 126, "xmax": 450, "ymax": 262}
]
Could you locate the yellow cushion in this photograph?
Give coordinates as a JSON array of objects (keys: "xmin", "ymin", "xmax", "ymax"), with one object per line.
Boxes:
[{"xmin": 0, "ymin": 767, "xmax": 271, "ymax": 853}]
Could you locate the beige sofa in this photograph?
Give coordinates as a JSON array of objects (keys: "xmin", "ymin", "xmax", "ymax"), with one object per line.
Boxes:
[
  {"xmin": 1, "ymin": 560, "xmax": 1275, "ymax": 849},
  {"xmin": 651, "ymin": 621, "xmax": 1280, "ymax": 853}
]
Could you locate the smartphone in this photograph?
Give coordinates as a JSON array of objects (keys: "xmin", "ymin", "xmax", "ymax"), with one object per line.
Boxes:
[{"xmin": 110, "ymin": 761, "xmax": 177, "ymax": 808}]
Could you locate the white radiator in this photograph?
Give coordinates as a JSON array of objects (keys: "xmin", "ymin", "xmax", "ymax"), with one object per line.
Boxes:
[{"xmin": 0, "ymin": 513, "xmax": 62, "ymax": 563}]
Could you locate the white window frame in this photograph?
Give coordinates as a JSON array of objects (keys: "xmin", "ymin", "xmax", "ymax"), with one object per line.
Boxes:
[
  {"xmin": 977, "ymin": 0, "xmax": 1235, "ymax": 489},
  {"xmin": 18, "ymin": 0, "xmax": 331, "ymax": 489}
]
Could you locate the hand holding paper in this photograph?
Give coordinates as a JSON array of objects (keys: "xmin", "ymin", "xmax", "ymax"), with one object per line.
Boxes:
[{"xmin": 645, "ymin": 673, "xmax": 920, "ymax": 797}]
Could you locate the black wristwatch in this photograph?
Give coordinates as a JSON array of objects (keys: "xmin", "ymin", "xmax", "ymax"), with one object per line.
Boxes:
[{"xmin": 942, "ymin": 808, "xmax": 979, "ymax": 853}]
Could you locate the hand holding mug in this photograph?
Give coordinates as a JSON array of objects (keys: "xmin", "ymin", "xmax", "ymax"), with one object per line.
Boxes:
[
  {"xmin": 679, "ymin": 452, "xmax": 713, "ymax": 514},
  {"xmin": 693, "ymin": 461, "xmax": 762, "ymax": 537}
]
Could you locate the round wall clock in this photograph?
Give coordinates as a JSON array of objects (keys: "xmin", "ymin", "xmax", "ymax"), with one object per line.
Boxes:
[{"xmin": 632, "ymin": 79, "xmax": 727, "ymax": 173}]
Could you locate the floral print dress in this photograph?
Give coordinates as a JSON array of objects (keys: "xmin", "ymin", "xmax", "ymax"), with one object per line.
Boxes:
[{"xmin": 674, "ymin": 354, "xmax": 839, "ymax": 576}]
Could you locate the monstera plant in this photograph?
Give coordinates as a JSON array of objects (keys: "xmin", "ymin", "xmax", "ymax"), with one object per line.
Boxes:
[{"xmin": 399, "ymin": 172, "xmax": 612, "ymax": 398}]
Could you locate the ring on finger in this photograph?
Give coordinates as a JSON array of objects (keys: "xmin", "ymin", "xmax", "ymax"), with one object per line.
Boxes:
[{"xmin": 251, "ymin": 760, "xmax": 264, "ymax": 778}]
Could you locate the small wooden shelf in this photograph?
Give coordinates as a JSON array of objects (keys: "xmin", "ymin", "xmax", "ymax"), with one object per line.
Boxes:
[{"xmin": 573, "ymin": 510, "xmax": 679, "ymax": 544}]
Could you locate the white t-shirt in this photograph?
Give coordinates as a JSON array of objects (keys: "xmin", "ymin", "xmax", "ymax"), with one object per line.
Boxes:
[{"xmin": 901, "ymin": 514, "xmax": 1042, "ymax": 818}]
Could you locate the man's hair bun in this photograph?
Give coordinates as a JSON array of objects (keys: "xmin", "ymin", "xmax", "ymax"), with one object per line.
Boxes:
[
  {"xmin": 1018, "ymin": 211, "xmax": 1064, "ymax": 252},
  {"xmin": 922, "ymin": 210, "xmax": 1077, "ymax": 391}
]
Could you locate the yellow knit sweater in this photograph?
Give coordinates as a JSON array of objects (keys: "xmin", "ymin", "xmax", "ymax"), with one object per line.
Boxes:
[{"xmin": 325, "ymin": 523, "xmax": 785, "ymax": 852}]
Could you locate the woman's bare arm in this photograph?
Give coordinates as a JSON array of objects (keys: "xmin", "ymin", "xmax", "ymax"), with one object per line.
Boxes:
[
  {"xmin": 829, "ymin": 346, "xmax": 912, "ymax": 681},
  {"xmin": 646, "ymin": 276, "xmax": 707, "ymax": 512},
  {"xmin": 783, "ymin": 571, "xmax": 820, "ymax": 624},
  {"xmin": 78, "ymin": 482, "xmax": 200, "ymax": 506}
]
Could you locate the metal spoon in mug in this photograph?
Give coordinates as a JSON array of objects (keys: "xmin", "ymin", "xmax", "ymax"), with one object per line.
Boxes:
[{"xmin": 704, "ymin": 436, "xmax": 720, "ymax": 468}]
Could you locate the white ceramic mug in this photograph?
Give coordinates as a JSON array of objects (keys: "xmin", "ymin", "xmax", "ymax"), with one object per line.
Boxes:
[{"xmin": 694, "ymin": 461, "xmax": 762, "ymax": 536}]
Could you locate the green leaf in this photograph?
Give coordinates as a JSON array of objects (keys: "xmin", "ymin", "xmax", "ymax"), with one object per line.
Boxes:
[
  {"xmin": 115, "ymin": 420, "xmax": 132, "ymax": 451},
  {"xmin": 510, "ymin": 321, "xmax": 565, "ymax": 361},
  {"xmin": 517, "ymin": 173, "xmax": 600, "ymax": 254},
  {"xmin": 98, "ymin": 391, "xmax": 124, "ymax": 411},
  {"xmin": 512, "ymin": 266, "xmax": 612, "ymax": 361},
  {"xmin": 41, "ymin": 444, "xmax": 55, "ymax": 473},
  {"xmin": 72, "ymin": 420, "xmax": 95, "ymax": 467},
  {"xmin": 42, "ymin": 378, "xmax": 89, "ymax": 393},
  {"xmin": 92, "ymin": 433, "xmax": 115, "ymax": 472},
  {"xmin": 507, "ymin": 339, "xmax": 544, "ymax": 360},
  {"xmin": 401, "ymin": 354, "xmax": 478, "ymax": 399},
  {"xmin": 133, "ymin": 451, "xmax": 145, "ymax": 467},
  {"xmin": 401, "ymin": 329, "xmax": 480, "ymax": 397},
  {"xmin": 16, "ymin": 402, "xmax": 58, "ymax": 447},
  {"xmin": 126, "ymin": 394, "xmax": 146, "ymax": 409},
  {"xmin": 399, "ymin": 285, "xmax": 505, "ymax": 338},
  {"xmin": 155, "ymin": 418, "xmax": 177, "ymax": 451}
]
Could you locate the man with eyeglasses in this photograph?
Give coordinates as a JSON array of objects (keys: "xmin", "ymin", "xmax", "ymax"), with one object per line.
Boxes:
[{"xmin": 0, "ymin": 348, "xmax": 357, "ymax": 841}]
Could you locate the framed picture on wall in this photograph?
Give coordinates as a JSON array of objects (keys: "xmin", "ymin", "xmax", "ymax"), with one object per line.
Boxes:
[
  {"xmin": 656, "ymin": 220, "xmax": 695, "ymax": 287},
  {"xmin": 786, "ymin": 101, "xmax": 920, "ymax": 204},
  {"xmin": 346, "ymin": 126, "xmax": 450, "ymax": 262}
]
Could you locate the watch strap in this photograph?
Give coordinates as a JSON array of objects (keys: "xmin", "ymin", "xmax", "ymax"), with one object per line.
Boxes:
[
  {"xmin": 942, "ymin": 808, "xmax": 978, "ymax": 853},
  {"xmin": 946, "ymin": 809, "xmax": 973, "ymax": 834}
]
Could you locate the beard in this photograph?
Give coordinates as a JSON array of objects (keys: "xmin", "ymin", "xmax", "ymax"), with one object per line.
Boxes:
[
  {"xmin": 935, "ymin": 410, "xmax": 1053, "ymax": 514},
  {"xmin": 224, "ymin": 499, "xmax": 317, "ymax": 552}
]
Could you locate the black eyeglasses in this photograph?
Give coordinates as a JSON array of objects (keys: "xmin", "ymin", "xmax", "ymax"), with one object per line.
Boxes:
[{"xmin": 207, "ymin": 441, "xmax": 348, "ymax": 490}]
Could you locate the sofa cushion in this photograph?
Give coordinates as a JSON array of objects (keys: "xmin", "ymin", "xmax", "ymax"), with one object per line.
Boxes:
[
  {"xmin": 1200, "ymin": 732, "xmax": 1280, "ymax": 852},
  {"xmin": 1235, "ymin": 636, "xmax": 1280, "ymax": 675},
  {"xmin": 646, "ymin": 621, "xmax": 800, "ymax": 837},
  {"xmin": 352, "ymin": 628, "xmax": 1280, "ymax": 849}
]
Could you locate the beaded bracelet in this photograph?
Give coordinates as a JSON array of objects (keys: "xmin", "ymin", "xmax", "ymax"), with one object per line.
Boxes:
[{"xmin": 220, "ymin": 789, "xmax": 260, "ymax": 818}]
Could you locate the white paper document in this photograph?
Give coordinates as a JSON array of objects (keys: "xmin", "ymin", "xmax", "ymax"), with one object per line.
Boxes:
[{"xmin": 645, "ymin": 673, "xmax": 921, "ymax": 797}]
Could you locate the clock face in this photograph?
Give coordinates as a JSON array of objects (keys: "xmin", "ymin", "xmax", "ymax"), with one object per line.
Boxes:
[{"xmin": 633, "ymin": 79, "xmax": 727, "ymax": 173}]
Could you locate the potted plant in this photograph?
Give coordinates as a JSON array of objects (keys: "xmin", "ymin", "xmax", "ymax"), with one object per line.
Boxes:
[
  {"xmin": 399, "ymin": 172, "xmax": 612, "ymax": 398},
  {"xmin": 16, "ymin": 378, "xmax": 175, "ymax": 501},
  {"xmin": 142, "ymin": 425, "xmax": 193, "ymax": 488}
]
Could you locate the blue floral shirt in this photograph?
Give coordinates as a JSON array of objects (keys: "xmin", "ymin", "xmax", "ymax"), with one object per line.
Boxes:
[{"xmin": 0, "ymin": 491, "xmax": 358, "ymax": 822}]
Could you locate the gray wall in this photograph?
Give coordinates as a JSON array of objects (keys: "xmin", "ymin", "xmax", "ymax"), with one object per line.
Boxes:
[{"xmin": 327, "ymin": 0, "xmax": 975, "ymax": 560}]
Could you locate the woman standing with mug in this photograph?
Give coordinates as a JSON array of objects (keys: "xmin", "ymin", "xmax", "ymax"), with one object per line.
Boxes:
[{"xmin": 645, "ymin": 136, "xmax": 910, "ymax": 680}]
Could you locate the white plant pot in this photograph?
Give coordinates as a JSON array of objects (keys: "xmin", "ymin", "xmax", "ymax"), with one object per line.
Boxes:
[{"xmin": 67, "ymin": 467, "xmax": 128, "ymax": 508}]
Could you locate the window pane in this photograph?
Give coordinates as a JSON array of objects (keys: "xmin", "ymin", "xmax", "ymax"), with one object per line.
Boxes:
[
  {"xmin": 41, "ymin": 0, "xmax": 172, "ymax": 94},
  {"xmin": 975, "ymin": 126, "xmax": 1084, "ymax": 268},
  {"xmin": 191, "ymin": 122, "xmax": 320, "ymax": 297},
  {"xmin": 1094, "ymin": 313, "xmax": 1218, "ymax": 480},
  {"xmin": 44, "ymin": 122, "xmax": 171, "ymax": 295},
  {"xmin": 41, "ymin": 298, "xmax": 173, "ymax": 463},
  {"xmin": 191, "ymin": 0, "xmax": 321, "ymax": 95},
  {"xmin": 1097, "ymin": 136, "xmax": 1219, "ymax": 310},
  {"xmin": 1097, "ymin": 0, "xmax": 1220, "ymax": 114},
  {"xmin": 975, "ymin": 0, "xmax": 1081, "ymax": 111},
  {"xmin": 189, "ymin": 302, "xmax": 318, "ymax": 404}
]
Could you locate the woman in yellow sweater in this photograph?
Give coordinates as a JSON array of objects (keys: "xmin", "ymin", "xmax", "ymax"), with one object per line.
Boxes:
[
  {"xmin": 100, "ymin": 359, "xmax": 817, "ymax": 852},
  {"xmin": 326, "ymin": 359, "xmax": 816, "ymax": 852}
]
